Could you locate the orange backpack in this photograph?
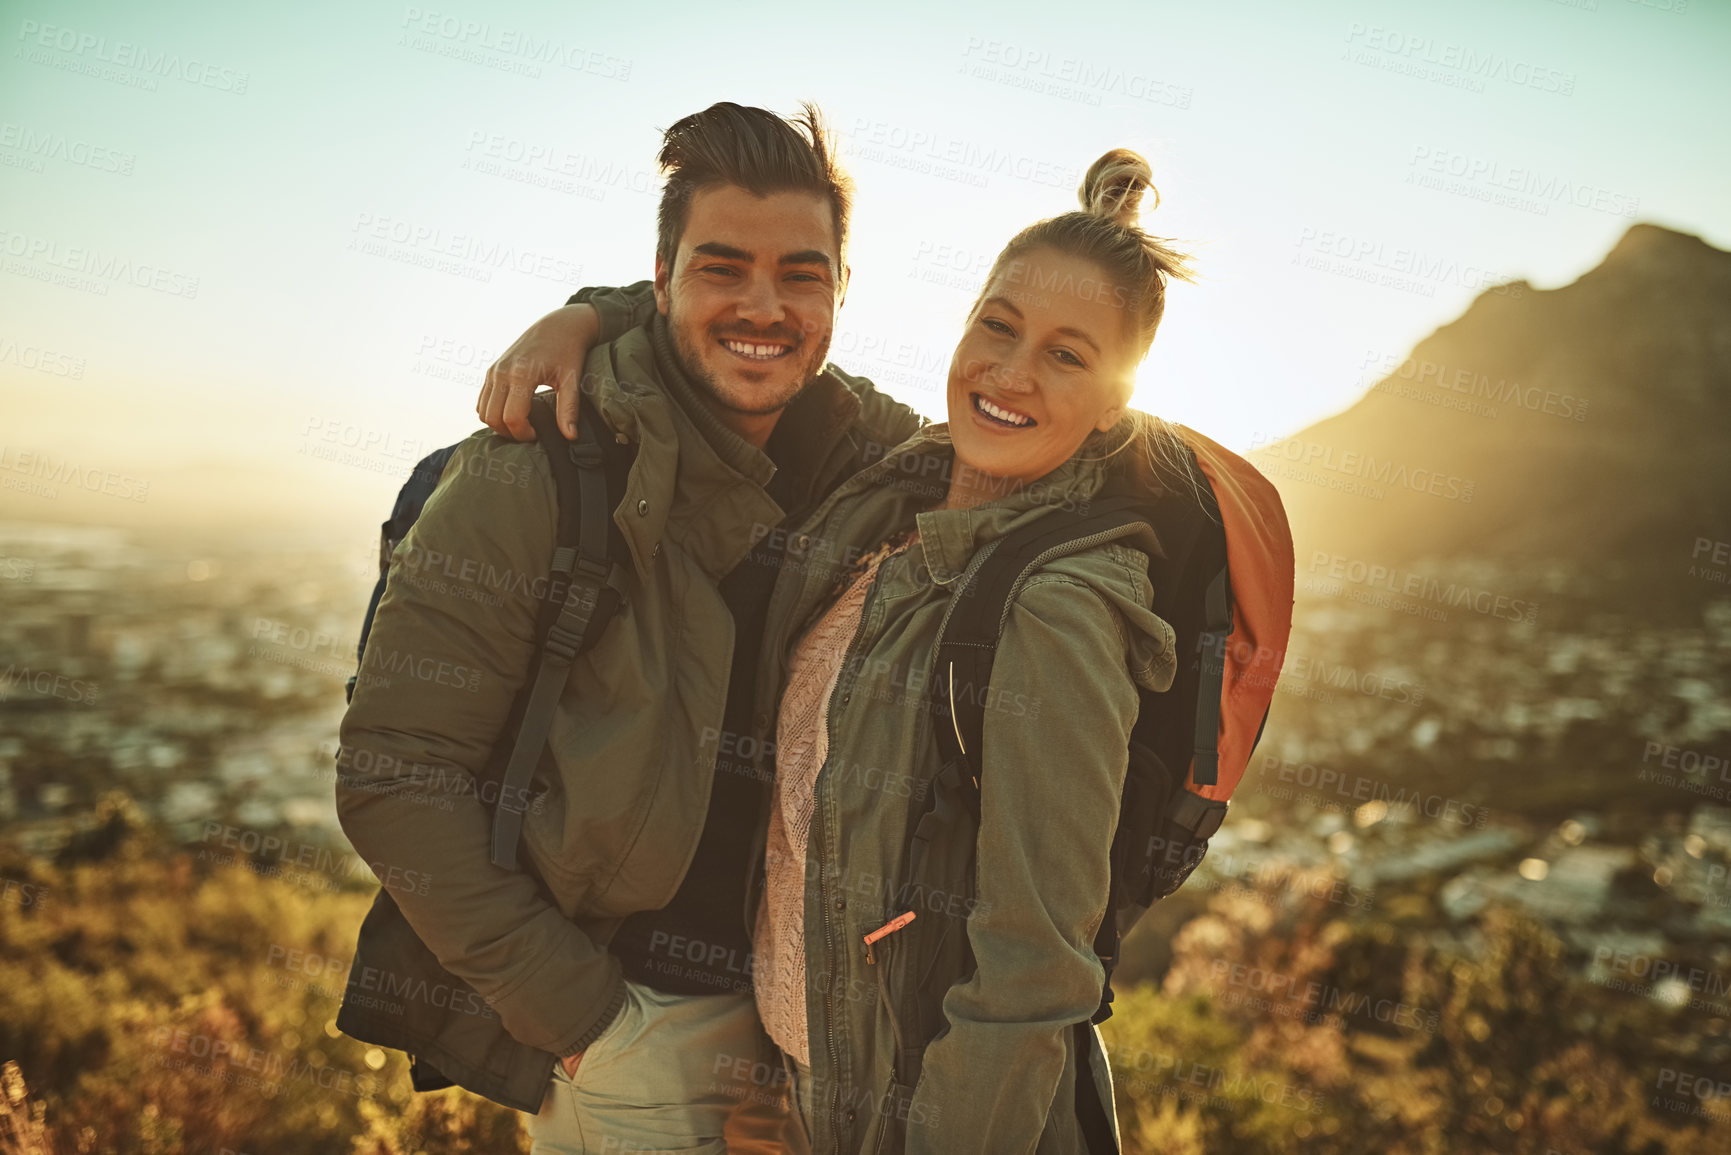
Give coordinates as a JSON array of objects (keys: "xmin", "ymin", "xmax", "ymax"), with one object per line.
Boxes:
[{"xmin": 928, "ymin": 422, "xmax": 1296, "ymax": 1015}]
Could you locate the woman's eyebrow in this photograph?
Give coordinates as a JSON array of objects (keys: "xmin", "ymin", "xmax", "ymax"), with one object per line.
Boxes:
[
  {"xmin": 1054, "ymin": 326, "xmax": 1102, "ymax": 355},
  {"xmin": 983, "ymin": 295, "xmax": 1101, "ymax": 354}
]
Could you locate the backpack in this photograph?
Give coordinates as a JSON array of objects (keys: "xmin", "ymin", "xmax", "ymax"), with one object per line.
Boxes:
[
  {"xmin": 336, "ymin": 393, "xmax": 635, "ymax": 1105},
  {"xmin": 897, "ymin": 423, "xmax": 1294, "ymax": 1153},
  {"xmin": 347, "ymin": 392, "xmax": 634, "ymax": 869}
]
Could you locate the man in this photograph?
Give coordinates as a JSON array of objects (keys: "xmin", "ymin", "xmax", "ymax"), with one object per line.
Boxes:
[{"xmin": 335, "ymin": 102, "xmax": 922, "ymax": 1153}]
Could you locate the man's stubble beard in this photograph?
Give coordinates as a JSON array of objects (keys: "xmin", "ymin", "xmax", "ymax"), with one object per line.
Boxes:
[{"xmin": 668, "ymin": 302, "xmax": 834, "ymax": 419}]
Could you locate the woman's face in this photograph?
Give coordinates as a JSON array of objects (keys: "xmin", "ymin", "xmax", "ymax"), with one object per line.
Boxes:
[{"xmin": 945, "ymin": 246, "xmax": 1137, "ymax": 496}]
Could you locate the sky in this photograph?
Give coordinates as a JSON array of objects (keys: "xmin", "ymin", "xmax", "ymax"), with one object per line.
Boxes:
[{"xmin": 1, "ymin": 0, "xmax": 1727, "ymax": 537}]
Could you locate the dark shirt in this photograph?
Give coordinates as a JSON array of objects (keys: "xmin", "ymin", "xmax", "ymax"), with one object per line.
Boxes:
[{"xmin": 607, "ymin": 315, "xmax": 858, "ymax": 996}]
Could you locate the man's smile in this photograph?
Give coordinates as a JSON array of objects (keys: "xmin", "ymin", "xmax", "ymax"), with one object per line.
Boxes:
[{"xmin": 719, "ymin": 338, "xmax": 795, "ymax": 361}]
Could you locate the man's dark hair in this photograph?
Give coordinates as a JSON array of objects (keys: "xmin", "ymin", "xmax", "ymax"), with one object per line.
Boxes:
[{"xmin": 655, "ymin": 101, "xmax": 853, "ymax": 269}]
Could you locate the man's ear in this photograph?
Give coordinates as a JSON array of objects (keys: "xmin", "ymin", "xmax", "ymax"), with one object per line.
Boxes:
[
  {"xmin": 837, "ymin": 262, "xmax": 851, "ymax": 311},
  {"xmin": 653, "ymin": 252, "xmax": 672, "ymax": 315}
]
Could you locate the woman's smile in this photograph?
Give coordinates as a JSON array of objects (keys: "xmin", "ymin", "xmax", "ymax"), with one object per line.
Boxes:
[
  {"xmin": 941, "ymin": 246, "xmax": 1134, "ymax": 509},
  {"xmin": 969, "ymin": 392, "xmax": 1038, "ymax": 430}
]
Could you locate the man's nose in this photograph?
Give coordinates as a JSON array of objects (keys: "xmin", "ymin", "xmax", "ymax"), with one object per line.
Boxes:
[{"xmin": 735, "ymin": 272, "xmax": 786, "ymax": 328}]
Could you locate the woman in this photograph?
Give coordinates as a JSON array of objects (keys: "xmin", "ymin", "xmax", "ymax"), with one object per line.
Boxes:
[
  {"xmin": 481, "ymin": 148, "xmax": 1194, "ymax": 1152},
  {"xmin": 748, "ymin": 150, "xmax": 1190, "ymax": 1154}
]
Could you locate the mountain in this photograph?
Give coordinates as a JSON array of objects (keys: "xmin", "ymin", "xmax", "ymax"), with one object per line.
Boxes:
[{"xmin": 1257, "ymin": 224, "xmax": 1731, "ymax": 604}]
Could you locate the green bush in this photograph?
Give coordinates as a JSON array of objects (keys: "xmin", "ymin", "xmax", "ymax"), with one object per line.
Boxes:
[
  {"xmin": 1100, "ymin": 882, "xmax": 1731, "ymax": 1154},
  {"xmin": 0, "ymin": 795, "xmax": 527, "ymax": 1155}
]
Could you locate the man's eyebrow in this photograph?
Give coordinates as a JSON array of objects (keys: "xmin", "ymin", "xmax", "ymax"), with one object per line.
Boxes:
[
  {"xmin": 692, "ymin": 242, "xmax": 752, "ymax": 261},
  {"xmin": 779, "ymin": 250, "xmax": 832, "ymax": 269}
]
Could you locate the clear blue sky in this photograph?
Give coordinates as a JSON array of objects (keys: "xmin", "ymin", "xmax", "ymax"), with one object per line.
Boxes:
[{"xmin": 2, "ymin": 0, "xmax": 1726, "ymax": 534}]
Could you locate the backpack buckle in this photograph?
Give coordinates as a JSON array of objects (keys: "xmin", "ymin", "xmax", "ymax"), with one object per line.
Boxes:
[
  {"xmin": 1171, "ymin": 790, "xmax": 1228, "ymax": 840},
  {"xmin": 542, "ymin": 623, "xmax": 584, "ymax": 663}
]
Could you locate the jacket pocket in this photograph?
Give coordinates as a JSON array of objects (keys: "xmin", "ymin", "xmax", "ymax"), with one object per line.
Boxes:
[
  {"xmin": 336, "ymin": 888, "xmax": 555, "ymax": 1114},
  {"xmin": 551, "ymin": 981, "xmax": 639, "ymax": 1085}
]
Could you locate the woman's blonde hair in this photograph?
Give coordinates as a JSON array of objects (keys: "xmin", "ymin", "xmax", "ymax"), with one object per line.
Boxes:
[
  {"xmin": 976, "ymin": 148, "xmax": 1206, "ymax": 502},
  {"xmin": 977, "ymin": 147, "xmax": 1193, "ymax": 361}
]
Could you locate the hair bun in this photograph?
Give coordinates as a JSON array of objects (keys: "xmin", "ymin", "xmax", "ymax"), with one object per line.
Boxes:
[{"xmin": 1079, "ymin": 148, "xmax": 1156, "ymax": 227}]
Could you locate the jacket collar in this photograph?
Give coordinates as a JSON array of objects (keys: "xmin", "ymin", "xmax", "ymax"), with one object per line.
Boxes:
[
  {"xmin": 824, "ymin": 423, "xmax": 1120, "ymax": 587},
  {"xmin": 585, "ymin": 314, "xmax": 864, "ymax": 581}
]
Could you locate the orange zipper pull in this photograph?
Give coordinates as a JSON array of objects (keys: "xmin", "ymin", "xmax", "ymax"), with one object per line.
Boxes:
[{"xmin": 863, "ymin": 910, "xmax": 916, "ymax": 964}]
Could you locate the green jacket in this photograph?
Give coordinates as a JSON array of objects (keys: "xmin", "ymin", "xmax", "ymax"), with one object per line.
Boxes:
[
  {"xmin": 334, "ymin": 312, "xmax": 921, "ymax": 1105},
  {"xmin": 756, "ymin": 423, "xmax": 1176, "ymax": 1155}
]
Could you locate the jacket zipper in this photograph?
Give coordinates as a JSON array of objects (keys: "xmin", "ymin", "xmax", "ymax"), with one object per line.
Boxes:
[
  {"xmin": 762, "ymin": 450, "xmax": 920, "ymax": 1151},
  {"xmin": 865, "ymin": 913, "xmax": 914, "ymax": 1155},
  {"xmin": 815, "ymin": 547, "xmax": 899, "ymax": 1155}
]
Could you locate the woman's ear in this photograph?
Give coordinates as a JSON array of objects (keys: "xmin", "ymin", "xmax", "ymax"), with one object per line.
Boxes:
[{"xmin": 1095, "ymin": 375, "xmax": 1133, "ymax": 431}]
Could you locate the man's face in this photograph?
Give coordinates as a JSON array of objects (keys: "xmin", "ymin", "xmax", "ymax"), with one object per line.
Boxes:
[{"xmin": 654, "ymin": 184, "xmax": 847, "ymax": 420}]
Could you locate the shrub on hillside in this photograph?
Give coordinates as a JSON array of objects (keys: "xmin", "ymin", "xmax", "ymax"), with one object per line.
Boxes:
[
  {"xmin": 1101, "ymin": 882, "xmax": 1731, "ymax": 1153},
  {"xmin": 0, "ymin": 795, "xmax": 528, "ymax": 1154}
]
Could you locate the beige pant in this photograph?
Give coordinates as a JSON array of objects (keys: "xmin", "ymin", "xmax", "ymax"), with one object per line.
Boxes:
[{"xmin": 526, "ymin": 978, "xmax": 809, "ymax": 1154}]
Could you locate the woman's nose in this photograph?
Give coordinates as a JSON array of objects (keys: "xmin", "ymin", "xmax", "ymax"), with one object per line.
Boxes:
[{"xmin": 990, "ymin": 352, "xmax": 1037, "ymax": 394}]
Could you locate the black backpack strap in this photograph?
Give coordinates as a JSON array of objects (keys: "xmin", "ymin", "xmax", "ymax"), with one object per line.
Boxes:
[
  {"xmin": 487, "ymin": 400, "xmax": 629, "ymax": 870},
  {"xmin": 1190, "ymin": 568, "xmax": 1232, "ymax": 787},
  {"xmin": 1073, "ymin": 1021, "xmax": 1120, "ymax": 1154},
  {"xmin": 929, "ymin": 496, "xmax": 1154, "ymax": 799},
  {"xmin": 918, "ymin": 498, "xmax": 1164, "ymax": 1045},
  {"xmin": 923, "ymin": 460, "xmax": 1238, "ymax": 1013},
  {"xmin": 1089, "ymin": 913, "xmax": 1121, "ymax": 1026}
]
